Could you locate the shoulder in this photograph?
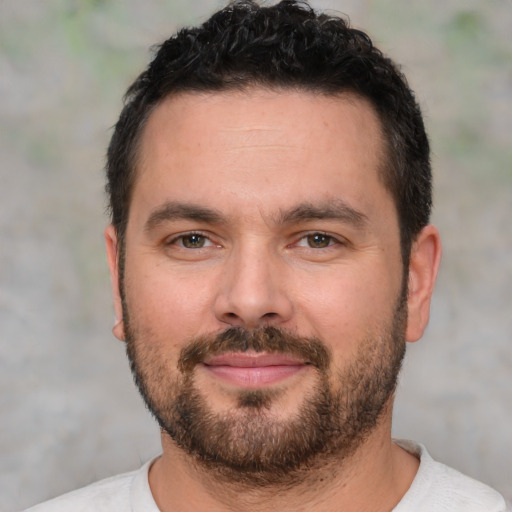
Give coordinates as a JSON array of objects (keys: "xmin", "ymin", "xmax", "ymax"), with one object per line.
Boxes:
[
  {"xmin": 22, "ymin": 460, "xmax": 156, "ymax": 512},
  {"xmin": 394, "ymin": 440, "xmax": 511, "ymax": 512}
]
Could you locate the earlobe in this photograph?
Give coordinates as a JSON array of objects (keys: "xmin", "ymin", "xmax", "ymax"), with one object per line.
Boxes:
[
  {"xmin": 104, "ymin": 225, "xmax": 126, "ymax": 342},
  {"xmin": 405, "ymin": 224, "xmax": 442, "ymax": 343}
]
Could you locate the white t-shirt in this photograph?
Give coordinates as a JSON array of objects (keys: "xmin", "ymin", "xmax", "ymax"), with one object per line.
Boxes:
[{"xmin": 24, "ymin": 441, "xmax": 511, "ymax": 511}]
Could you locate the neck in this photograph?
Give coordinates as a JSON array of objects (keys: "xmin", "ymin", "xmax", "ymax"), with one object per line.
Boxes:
[{"xmin": 149, "ymin": 418, "xmax": 419, "ymax": 512}]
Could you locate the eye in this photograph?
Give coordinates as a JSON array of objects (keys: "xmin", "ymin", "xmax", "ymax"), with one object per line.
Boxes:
[
  {"xmin": 295, "ymin": 232, "xmax": 338, "ymax": 249},
  {"xmin": 173, "ymin": 233, "xmax": 213, "ymax": 249},
  {"xmin": 305, "ymin": 233, "xmax": 333, "ymax": 248},
  {"xmin": 183, "ymin": 233, "xmax": 207, "ymax": 248}
]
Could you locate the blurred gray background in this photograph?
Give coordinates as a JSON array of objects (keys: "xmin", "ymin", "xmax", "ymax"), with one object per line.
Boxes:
[{"xmin": 1, "ymin": 1, "xmax": 510, "ymax": 510}]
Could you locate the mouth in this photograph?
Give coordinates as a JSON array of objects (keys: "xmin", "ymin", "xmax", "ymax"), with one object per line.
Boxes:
[{"xmin": 201, "ymin": 352, "xmax": 309, "ymax": 388}]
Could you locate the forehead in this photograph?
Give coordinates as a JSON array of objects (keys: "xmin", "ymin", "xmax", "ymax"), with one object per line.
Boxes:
[{"xmin": 133, "ymin": 89, "xmax": 392, "ymax": 223}]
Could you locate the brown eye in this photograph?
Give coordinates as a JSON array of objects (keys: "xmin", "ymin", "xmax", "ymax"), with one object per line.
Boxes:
[
  {"xmin": 306, "ymin": 233, "xmax": 332, "ymax": 248},
  {"xmin": 181, "ymin": 234, "xmax": 207, "ymax": 248}
]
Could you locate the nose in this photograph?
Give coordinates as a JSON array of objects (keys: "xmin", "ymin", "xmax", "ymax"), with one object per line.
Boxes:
[{"xmin": 213, "ymin": 244, "xmax": 293, "ymax": 329}]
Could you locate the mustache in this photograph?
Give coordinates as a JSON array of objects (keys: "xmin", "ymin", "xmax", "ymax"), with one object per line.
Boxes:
[{"xmin": 178, "ymin": 326, "xmax": 331, "ymax": 374}]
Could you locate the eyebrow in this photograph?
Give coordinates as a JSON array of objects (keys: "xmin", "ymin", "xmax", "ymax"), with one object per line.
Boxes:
[
  {"xmin": 144, "ymin": 202, "xmax": 227, "ymax": 232},
  {"xmin": 277, "ymin": 200, "xmax": 368, "ymax": 228},
  {"xmin": 144, "ymin": 198, "xmax": 368, "ymax": 233}
]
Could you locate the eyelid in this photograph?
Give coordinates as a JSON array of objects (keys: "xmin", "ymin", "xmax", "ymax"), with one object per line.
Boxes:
[
  {"xmin": 294, "ymin": 231, "xmax": 348, "ymax": 248},
  {"xmin": 163, "ymin": 230, "xmax": 348, "ymax": 249},
  {"xmin": 165, "ymin": 231, "xmax": 218, "ymax": 248}
]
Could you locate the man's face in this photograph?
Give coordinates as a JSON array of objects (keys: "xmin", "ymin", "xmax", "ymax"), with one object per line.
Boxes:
[{"xmin": 107, "ymin": 90, "xmax": 409, "ymax": 482}]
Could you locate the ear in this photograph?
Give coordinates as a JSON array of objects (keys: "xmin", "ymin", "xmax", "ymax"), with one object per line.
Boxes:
[
  {"xmin": 105, "ymin": 225, "xmax": 126, "ymax": 341},
  {"xmin": 405, "ymin": 224, "xmax": 442, "ymax": 342}
]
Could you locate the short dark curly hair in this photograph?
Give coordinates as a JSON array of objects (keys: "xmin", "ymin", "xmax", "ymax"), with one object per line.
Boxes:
[{"xmin": 107, "ymin": 0, "xmax": 431, "ymax": 267}]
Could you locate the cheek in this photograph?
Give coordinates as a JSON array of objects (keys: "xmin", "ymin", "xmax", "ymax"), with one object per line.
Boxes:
[
  {"xmin": 123, "ymin": 259, "xmax": 215, "ymax": 344},
  {"xmin": 295, "ymin": 266, "xmax": 399, "ymax": 344}
]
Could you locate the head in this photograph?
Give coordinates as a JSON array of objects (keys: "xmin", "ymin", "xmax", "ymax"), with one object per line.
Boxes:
[{"xmin": 104, "ymin": 1, "xmax": 441, "ymax": 486}]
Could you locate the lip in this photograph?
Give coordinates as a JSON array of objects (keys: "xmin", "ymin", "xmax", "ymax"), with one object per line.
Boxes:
[{"xmin": 202, "ymin": 352, "xmax": 308, "ymax": 388}]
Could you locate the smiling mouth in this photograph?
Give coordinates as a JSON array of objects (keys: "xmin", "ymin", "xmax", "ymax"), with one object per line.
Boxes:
[{"xmin": 202, "ymin": 352, "xmax": 309, "ymax": 388}]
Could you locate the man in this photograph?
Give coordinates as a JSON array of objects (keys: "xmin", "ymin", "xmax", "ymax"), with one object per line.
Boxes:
[{"xmin": 25, "ymin": 1, "xmax": 510, "ymax": 511}]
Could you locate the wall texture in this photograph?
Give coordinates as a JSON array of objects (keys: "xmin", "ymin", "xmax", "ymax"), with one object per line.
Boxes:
[{"xmin": 1, "ymin": 1, "xmax": 510, "ymax": 510}]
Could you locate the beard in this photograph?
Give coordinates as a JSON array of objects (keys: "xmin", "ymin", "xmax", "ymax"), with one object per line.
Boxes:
[{"xmin": 123, "ymin": 295, "xmax": 407, "ymax": 487}]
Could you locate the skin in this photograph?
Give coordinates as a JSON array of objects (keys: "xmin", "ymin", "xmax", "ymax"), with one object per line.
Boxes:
[{"xmin": 105, "ymin": 89, "xmax": 441, "ymax": 511}]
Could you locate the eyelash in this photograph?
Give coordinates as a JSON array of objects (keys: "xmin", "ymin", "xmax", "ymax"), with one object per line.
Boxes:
[
  {"xmin": 294, "ymin": 232, "xmax": 345, "ymax": 249},
  {"xmin": 166, "ymin": 231, "xmax": 345, "ymax": 250},
  {"xmin": 166, "ymin": 232, "xmax": 215, "ymax": 249}
]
